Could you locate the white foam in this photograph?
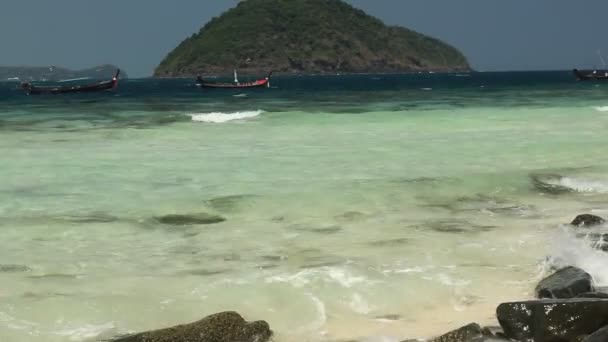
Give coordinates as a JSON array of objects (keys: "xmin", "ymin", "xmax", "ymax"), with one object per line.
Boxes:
[
  {"xmin": 558, "ymin": 177, "xmax": 608, "ymax": 193},
  {"xmin": 265, "ymin": 267, "xmax": 367, "ymax": 288},
  {"xmin": 54, "ymin": 322, "xmax": 116, "ymax": 341},
  {"xmin": 0, "ymin": 311, "xmax": 39, "ymax": 331},
  {"xmin": 349, "ymin": 293, "xmax": 374, "ymax": 314},
  {"xmin": 595, "ymin": 106, "xmax": 608, "ymax": 112},
  {"xmin": 293, "ymin": 293, "xmax": 327, "ymax": 335},
  {"xmin": 188, "ymin": 110, "xmax": 262, "ymax": 123},
  {"xmin": 545, "ymin": 225, "xmax": 608, "ymax": 286}
]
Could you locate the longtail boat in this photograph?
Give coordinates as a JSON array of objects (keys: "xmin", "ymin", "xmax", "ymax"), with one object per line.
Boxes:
[
  {"xmin": 196, "ymin": 70, "xmax": 272, "ymax": 89},
  {"xmin": 573, "ymin": 69, "xmax": 608, "ymax": 81},
  {"xmin": 20, "ymin": 69, "xmax": 120, "ymax": 95}
]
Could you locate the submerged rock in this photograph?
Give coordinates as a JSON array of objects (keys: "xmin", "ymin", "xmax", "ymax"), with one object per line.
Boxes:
[
  {"xmin": 571, "ymin": 214, "xmax": 605, "ymax": 228},
  {"xmin": 111, "ymin": 311, "xmax": 272, "ymax": 342},
  {"xmin": 531, "ymin": 173, "xmax": 572, "ymax": 194},
  {"xmin": 62, "ymin": 212, "xmax": 120, "ymax": 223},
  {"xmin": 155, "ymin": 213, "xmax": 226, "ymax": 225},
  {"xmin": 203, "ymin": 194, "xmax": 257, "ymax": 213},
  {"xmin": 413, "ymin": 219, "xmax": 495, "ymax": 234},
  {"xmin": 497, "ymin": 299, "xmax": 608, "ymax": 342},
  {"xmin": 535, "ymin": 266, "xmax": 593, "ymax": 299},
  {"xmin": 0, "ymin": 264, "xmax": 31, "ymax": 273}
]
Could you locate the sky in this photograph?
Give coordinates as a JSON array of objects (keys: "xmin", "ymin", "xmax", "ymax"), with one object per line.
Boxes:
[{"xmin": 1, "ymin": 0, "xmax": 607, "ymax": 77}]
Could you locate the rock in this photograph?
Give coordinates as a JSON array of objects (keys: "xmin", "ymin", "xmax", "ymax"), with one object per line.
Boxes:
[
  {"xmin": 428, "ymin": 322, "xmax": 494, "ymax": 342},
  {"xmin": 583, "ymin": 325, "xmax": 608, "ymax": 342},
  {"xmin": 576, "ymin": 292, "xmax": 608, "ymax": 299},
  {"xmin": 571, "ymin": 214, "xmax": 605, "ymax": 227},
  {"xmin": 111, "ymin": 311, "xmax": 272, "ymax": 342},
  {"xmin": 497, "ymin": 299, "xmax": 608, "ymax": 342},
  {"xmin": 203, "ymin": 194, "xmax": 257, "ymax": 213},
  {"xmin": 531, "ymin": 173, "xmax": 572, "ymax": 194},
  {"xmin": 535, "ymin": 266, "xmax": 593, "ymax": 299},
  {"xmin": 0, "ymin": 264, "xmax": 31, "ymax": 273},
  {"xmin": 155, "ymin": 213, "xmax": 226, "ymax": 225}
]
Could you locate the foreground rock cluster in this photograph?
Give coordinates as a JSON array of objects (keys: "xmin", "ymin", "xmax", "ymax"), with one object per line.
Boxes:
[
  {"xmin": 108, "ymin": 214, "xmax": 607, "ymax": 342},
  {"xmin": 419, "ymin": 214, "xmax": 608, "ymax": 342},
  {"xmin": 110, "ymin": 311, "xmax": 272, "ymax": 342}
]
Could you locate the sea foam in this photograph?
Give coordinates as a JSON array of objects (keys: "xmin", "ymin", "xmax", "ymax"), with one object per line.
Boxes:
[
  {"xmin": 543, "ymin": 225, "xmax": 608, "ymax": 286},
  {"xmin": 558, "ymin": 176, "xmax": 608, "ymax": 193},
  {"xmin": 188, "ymin": 110, "xmax": 263, "ymax": 123}
]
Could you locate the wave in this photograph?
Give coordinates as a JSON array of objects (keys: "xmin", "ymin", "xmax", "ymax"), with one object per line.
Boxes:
[
  {"xmin": 188, "ymin": 110, "xmax": 263, "ymax": 123},
  {"xmin": 595, "ymin": 106, "xmax": 608, "ymax": 112},
  {"xmin": 54, "ymin": 322, "xmax": 116, "ymax": 341},
  {"xmin": 558, "ymin": 177, "xmax": 608, "ymax": 193},
  {"xmin": 532, "ymin": 173, "xmax": 608, "ymax": 194},
  {"xmin": 265, "ymin": 266, "xmax": 367, "ymax": 288},
  {"xmin": 542, "ymin": 225, "xmax": 608, "ymax": 286}
]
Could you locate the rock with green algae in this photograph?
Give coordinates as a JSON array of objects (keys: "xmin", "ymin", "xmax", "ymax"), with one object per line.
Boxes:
[
  {"xmin": 110, "ymin": 311, "xmax": 272, "ymax": 342},
  {"xmin": 154, "ymin": 213, "xmax": 226, "ymax": 225}
]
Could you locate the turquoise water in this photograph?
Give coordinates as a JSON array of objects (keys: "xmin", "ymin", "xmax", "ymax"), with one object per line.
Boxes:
[{"xmin": 1, "ymin": 72, "xmax": 608, "ymax": 341}]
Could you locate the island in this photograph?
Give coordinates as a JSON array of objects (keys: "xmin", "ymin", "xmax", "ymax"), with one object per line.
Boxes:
[
  {"xmin": 0, "ymin": 64, "xmax": 126, "ymax": 82},
  {"xmin": 154, "ymin": 0, "xmax": 470, "ymax": 76}
]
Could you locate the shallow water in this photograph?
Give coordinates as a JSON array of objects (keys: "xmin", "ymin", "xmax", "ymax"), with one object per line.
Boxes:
[{"xmin": 1, "ymin": 72, "xmax": 608, "ymax": 341}]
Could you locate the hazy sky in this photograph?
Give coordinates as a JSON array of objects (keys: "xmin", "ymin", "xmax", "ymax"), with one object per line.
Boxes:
[{"xmin": 1, "ymin": 0, "xmax": 607, "ymax": 77}]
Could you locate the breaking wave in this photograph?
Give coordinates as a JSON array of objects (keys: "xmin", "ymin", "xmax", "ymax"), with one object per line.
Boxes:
[
  {"xmin": 594, "ymin": 106, "xmax": 608, "ymax": 112},
  {"xmin": 188, "ymin": 110, "xmax": 263, "ymax": 123},
  {"xmin": 542, "ymin": 224, "xmax": 608, "ymax": 286}
]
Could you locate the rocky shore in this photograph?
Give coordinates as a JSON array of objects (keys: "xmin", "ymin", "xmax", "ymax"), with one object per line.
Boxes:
[
  {"xmin": 103, "ymin": 214, "xmax": 608, "ymax": 342},
  {"xmin": 405, "ymin": 213, "xmax": 608, "ymax": 342}
]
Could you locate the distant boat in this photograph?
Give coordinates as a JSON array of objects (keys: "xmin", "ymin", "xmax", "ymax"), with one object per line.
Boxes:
[
  {"xmin": 196, "ymin": 70, "xmax": 271, "ymax": 89},
  {"xmin": 573, "ymin": 69, "xmax": 608, "ymax": 81},
  {"xmin": 6, "ymin": 77, "xmax": 20, "ymax": 82},
  {"xmin": 574, "ymin": 50, "xmax": 608, "ymax": 81},
  {"xmin": 20, "ymin": 70, "xmax": 120, "ymax": 95}
]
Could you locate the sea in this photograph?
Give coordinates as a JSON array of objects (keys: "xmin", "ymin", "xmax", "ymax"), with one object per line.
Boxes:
[{"xmin": 1, "ymin": 71, "xmax": 608, "ymax": 342}]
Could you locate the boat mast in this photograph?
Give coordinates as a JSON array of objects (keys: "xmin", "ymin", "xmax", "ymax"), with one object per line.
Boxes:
[
  {"xmin": 234, "ymin": 70, "xmax": 239, "ymax": 83},
  {"xmin": 598, "ymin": 50, "xmax": 607, "ymax": 69}
]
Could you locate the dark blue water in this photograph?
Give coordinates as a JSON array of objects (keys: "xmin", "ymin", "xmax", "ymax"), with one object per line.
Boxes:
[{"xmin": 0, "ymin": 71, "xmax": 606, "ymax": 131}]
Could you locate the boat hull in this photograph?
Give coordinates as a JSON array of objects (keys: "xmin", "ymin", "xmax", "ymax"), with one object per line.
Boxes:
[
  {"xmin": 196, "ymin": 72, "xmax": 272, "ymax": 89},
  {"xmin": 573, "ymin": 69, "xmax": 608, "ymax": 81},
  {"xmin": 22, "ymin": 70, "xmax": 120, "ymax": 95},
  {"xmin": 198, "ymin": 79, "xmax": 269, "ymax": 89}
]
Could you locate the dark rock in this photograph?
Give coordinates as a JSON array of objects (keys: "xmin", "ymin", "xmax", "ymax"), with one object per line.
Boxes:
[
  {"xmin": 428, "ymin": 322, "xmax": 489, "ymax": 342},
  {"xmin": 368, "ymin": 238, "xmax": 410, "ymax": 247},
  {"xmin": 583, "ymin": 325, "xmax": 608, "ymax": 342},
  {"xmin": 576, "ymin": 292, "xmax": 608, "ymax": 299},
  {"xmin": 63, "ymin": 212, "xmax": 119, "ymax": 223},
  {"xmin": 336, "ymin": 211, "xmax": 367, "ymax": 221},
  {"xmin": 155, "ymin": 213, "xmax": 226, "ymax": 225},
  {"xmin": 203, "ymin": 195, "xmax": 256, "ymax": 213},
  {"xmin": 571, "ymin": 214, "xmax": 605, "ymax": 227},
  {"xmin": 531, "ymin": 173, "xmax": 572, "ymax": 194},
  {"xmin": 497, "ymin": 299, "xmax": 608, "ymax": 342},
  {"xmin": 0, "ymin": 264, "xmax": 31, "ymax": 273},
  {"xmin": 412, "ymin": 219, "xmax": 496, "ymax": 234},
  {"xmin": 111, "ymin": 311, "xmax": 272, "ymax": 342},
  {"xmin": 289, "ymin": 224, "xmax": 342, "ymax": 235},
  {"xmin": 535, "ymin": 266, "xmax": 593, "ymax": 299}
]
